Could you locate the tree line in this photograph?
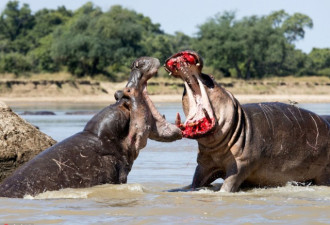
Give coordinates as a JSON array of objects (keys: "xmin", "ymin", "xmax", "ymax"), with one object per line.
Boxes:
[{"xmin": 0, "ymin": 1, "xmax": 329, "ymax": 80}]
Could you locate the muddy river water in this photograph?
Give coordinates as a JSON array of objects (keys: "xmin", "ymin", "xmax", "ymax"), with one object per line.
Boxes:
[{"xmin": 1, "ymin": 102, "xmax": 329, "ymax": 224}]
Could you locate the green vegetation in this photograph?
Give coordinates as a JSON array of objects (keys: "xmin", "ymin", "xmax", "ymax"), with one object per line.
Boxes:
[{"xmin": 0, "ymin": 1, "xmax": 329, "ymax": 80}]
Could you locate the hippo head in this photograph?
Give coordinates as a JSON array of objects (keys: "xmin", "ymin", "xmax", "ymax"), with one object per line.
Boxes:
[
  {"xmin": 115, "ymin": 57, "xmax": 158, "ymax": 104},
  {"xmin": 115, "ymin": 57, "xmax": 160, "ymax": 102},
  {"xmin": 126, "ymin": 57, "xmax": 160, "ymax": 90},
  {"xmin": 164, "ymin": 50, "xmax": 216, "ymax": 139}
]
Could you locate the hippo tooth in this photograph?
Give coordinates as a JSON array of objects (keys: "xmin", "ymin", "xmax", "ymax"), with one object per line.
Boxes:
[
  {"xmin": 202, "ymin": 108, "xmax": 211, "ymax": 122},
  {"xmin": 175, "ymin": 112, "xmax": 181, "ymax": 126},
  {"xmin": 197, "ymin": 78, "xmax": 212, "ymax": 110},
  {"xmin": 184, "ymin": 82, "xmax": 197, "ymax": 120},
  {"xmin": 169, "ymin": 72, "xmax": 172, "ymax": 76},
  {"xmin": 196, "ymin": 63, "xmax": 200, "ymax": 66}
]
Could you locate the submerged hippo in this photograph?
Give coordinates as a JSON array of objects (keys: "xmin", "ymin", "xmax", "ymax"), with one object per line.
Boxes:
[
  {"xmin": 0, "ymin": 57, "xmax": 182, "ymax": 198},
  {"xmin": 164, "ymin": 50, "xmax": 330, "ymax": 192}
]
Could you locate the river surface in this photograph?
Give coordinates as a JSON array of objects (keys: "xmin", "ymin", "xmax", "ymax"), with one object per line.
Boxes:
[{"xmin": 1, "ymin": 102, "xmax": 330, "ymax": 225}]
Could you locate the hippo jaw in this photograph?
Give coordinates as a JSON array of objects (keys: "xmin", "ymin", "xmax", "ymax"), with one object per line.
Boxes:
[
  {"xmin": 165, "ymin": 51, "xmax": 216, "ymax": 139},
  {"xmin": 123, "ymin": 56, "xmax": 182, "ymax": 145},
  {"xmin": 120, "ymin": 57, "xmax": 161, "ymax": 152}
]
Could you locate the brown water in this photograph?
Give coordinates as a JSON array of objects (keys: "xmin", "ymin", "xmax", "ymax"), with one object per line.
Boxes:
[
  {"xmin": 1, "ymin": 182, "xmax": 330, "ymax": 224},
  {"xmin": 1, "ymin": 102, "xmax": 329, "ymax": 224}
]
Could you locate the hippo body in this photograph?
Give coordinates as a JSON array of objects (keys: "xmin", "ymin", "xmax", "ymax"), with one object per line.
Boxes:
[
  {"xmin": 0, "ymin": 102, "xmax": 131, "ymax": 198},
  {"xmin": 165, "ymin": 50, "xmax": 330, "ymax": 192},
  {"xmin": 194, "ymin": 101, "xmax": 329, "ymax": 191},
  {"xmin": 240, "ymin": 102, "xmax": 329, "ymax": 187}
]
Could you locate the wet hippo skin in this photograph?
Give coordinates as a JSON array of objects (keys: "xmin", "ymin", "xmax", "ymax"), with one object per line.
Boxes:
[{"xmin": 165, "ymin": 50, "xmax": 330, "ymax": 192}]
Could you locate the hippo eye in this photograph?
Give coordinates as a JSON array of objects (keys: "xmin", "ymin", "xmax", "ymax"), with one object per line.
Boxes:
[{"xmin": 135, "ymin": 61, "xmax": 146, "ymax": 69}]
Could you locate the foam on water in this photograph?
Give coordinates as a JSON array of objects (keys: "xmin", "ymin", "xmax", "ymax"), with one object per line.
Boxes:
[
  {"xmin": 24, "ymin": 181, "xmax": 329, "ymax": 201},
  {"xmin": 183, "ymin": 182, "xmax": 330, "ymax": 199},
  {"xmin": 24, "ymin": 189, "xmax": 91, "ymax": 200},
  {"xmin": 5, "ymin": 182, "xmax": 330, "ymax": 225},
  {"xmin": 24, "ymin": 183, "xmax": 146, "ymax": 200}
]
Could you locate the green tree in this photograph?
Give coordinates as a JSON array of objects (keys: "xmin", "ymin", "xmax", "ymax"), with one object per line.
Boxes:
[
  {"xmin": 194, "ymin": 10, "xmax": 313, "ymax": 79},
  {"xmin": 31, "ymin": 7, "xmax": 72, "ymax": 40},
  {"xmin": 51, "ymin": 2, "xmax": 104, "ymax": 76},
  {"xmin": 0, "ymin": 2, "xmax": 319, "ymax": 79},
  {"xmin": 51, "ymin": 3, "xmax": 164, "ymax": 78},
  {"xmin": 0, "ymin": 1, "xmax": 34, "ymax": 53},
  {"xmin": 141, "ymin": 32, "xmax": 191, "ymax": 67},
  {"xmin": 308, "ymin": 48, "xmax": 330, "ymax": 76},
  {"xmin": 241, "ymin": 15, "xmax": 290, "ymax": 78},
  {"xmin": 141, "ymin": 34, "xmax": 175, "ymax": 65},
  {"xmin": 28, "ymin": 7, "xmax": 72, "ymax": 72},
  {"xmin": 282, "ymin": 13, "xmax": 313, "ymax": 43},
  {"xmin": 194, "ymin": 11, "xmax": 245, "ymax": 78},
  {"xmin": 0, "ymin": 52, "xmax": 32, "ymax": 75},
  {"xmin": 267, "ymin": 10, "xmax": 313, "ymax": 43},
  {"xmin": 94, "ymin": 5, "xmax": 145, "ymax": 66}
]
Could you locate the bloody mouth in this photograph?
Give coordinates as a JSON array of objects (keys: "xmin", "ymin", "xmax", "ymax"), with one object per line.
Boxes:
[
  {"xmin": 166, "ymin": 52, "xmax": 197, "ymax": 72},
  {"xmin": 176, "ymin": 113, "xmax": 215, "ymax": 138},
  {"xmin": 165, "ymin": 51, "xmax": 216, "ymax": 139}
]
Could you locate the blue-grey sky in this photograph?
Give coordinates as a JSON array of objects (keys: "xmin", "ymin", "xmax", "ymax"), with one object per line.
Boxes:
[{"xmin": 1, "ymin": 0, "xmax": 329, "ymax": 53}]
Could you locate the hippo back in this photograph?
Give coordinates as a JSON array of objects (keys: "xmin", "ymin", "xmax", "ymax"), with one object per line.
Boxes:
[{"xmin": 0, "ymin": 101, "xmax": 130, "ymax": 198}]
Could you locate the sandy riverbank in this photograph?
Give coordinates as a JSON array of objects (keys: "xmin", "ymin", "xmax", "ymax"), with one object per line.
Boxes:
[
  {"xmin": 0, "ymin": 76, "xmax": 329, "ymax": 104},
  {"xmin": 1, "ymin": 93, "xmax": 330, "ymax": 105}
]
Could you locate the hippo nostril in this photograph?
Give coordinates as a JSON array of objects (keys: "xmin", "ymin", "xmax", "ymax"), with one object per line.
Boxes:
[{"xmin": 127, "ymin": 89, "xmax": 131, "ymax": 92}]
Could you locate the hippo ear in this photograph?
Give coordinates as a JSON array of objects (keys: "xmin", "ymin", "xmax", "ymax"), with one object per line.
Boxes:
[
  {"xmin": 126, "ymin": 69, "xmax": 142, "ymax": 88},
  {"xmin": 114, "ymin": 90, "xmax": 124, "ymax": 101}
]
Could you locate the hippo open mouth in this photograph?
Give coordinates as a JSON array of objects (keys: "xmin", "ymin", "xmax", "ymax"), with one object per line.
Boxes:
[
  {"xmin": 164, "ymin": 51, "xmax": 216, "ymax": 138},
  {"xmin": 119, "ymin": 56, "xmax": 182, "ymax": 149}
]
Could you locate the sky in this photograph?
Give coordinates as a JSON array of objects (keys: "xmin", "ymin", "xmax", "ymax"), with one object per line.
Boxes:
[{"xmin": 1, "ymin": 0, "xmax": 330, "ymax": 53}]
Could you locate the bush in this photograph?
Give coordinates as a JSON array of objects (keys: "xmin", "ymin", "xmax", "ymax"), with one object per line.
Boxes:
[
  {"xmin": 0, "ymin": 52, "xmax": 33, "ymax": 75},
  {"xmin": 317, "ymin": 68, "xmax": 330, "ymax": 77}
]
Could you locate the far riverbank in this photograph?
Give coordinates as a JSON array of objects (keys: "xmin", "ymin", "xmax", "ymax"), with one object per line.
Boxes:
[
  {"xmin": 0, "ymin": 76, "xmax": 329, "ymax": 104},
  {"xmin": 1, "ymin": 94, "xmax": 330, "ymax": 105}
]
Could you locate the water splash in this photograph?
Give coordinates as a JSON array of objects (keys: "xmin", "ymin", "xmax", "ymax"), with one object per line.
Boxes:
[{"xmin": 24, "ymin": 183, "xmax": 146, "ymax": 200}]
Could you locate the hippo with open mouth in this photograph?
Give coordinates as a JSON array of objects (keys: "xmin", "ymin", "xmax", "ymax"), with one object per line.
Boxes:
[
  {"xmin": 165, "ymin": 50, "xmax": 330, "ymax": 192},
  {"xmin": 0, "ymin": 57, "xmax": 182, "ymax": 198}
]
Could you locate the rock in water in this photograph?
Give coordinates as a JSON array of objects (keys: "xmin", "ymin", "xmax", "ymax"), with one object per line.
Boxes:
[{"xmin": 0, "ymin": 101, "xmax": 56, "ymax": 182}]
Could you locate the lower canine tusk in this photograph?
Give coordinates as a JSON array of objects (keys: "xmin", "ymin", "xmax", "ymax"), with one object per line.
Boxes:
[{"xmin": 175, "ymin": 112, "xmax": 181, "ymax": 126}]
